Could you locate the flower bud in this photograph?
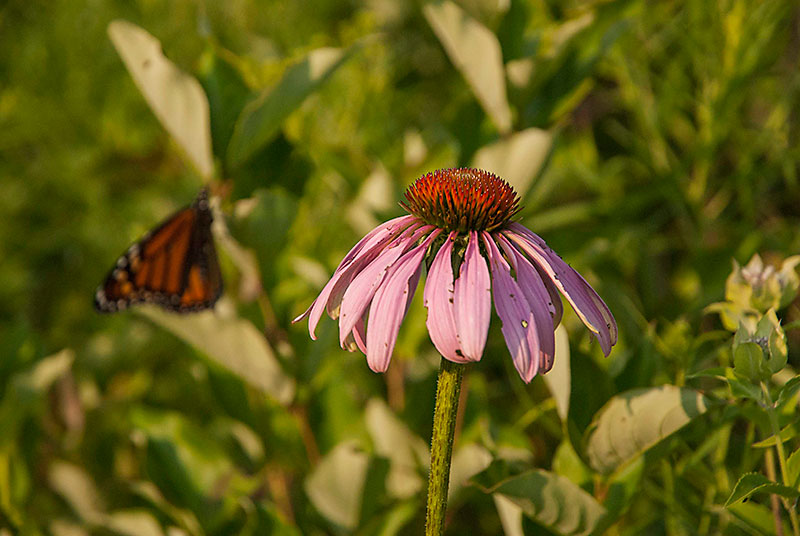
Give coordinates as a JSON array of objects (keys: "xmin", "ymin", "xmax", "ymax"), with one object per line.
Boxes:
[
  {"xmin": 726, "ymin": 254, "xmax": 800, "ymax": 313},
  {"xmin": 732, "ymin": 309, "xmax": 787, "ymax": 381}
]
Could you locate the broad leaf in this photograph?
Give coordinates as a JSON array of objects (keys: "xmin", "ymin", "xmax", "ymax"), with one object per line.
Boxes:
[
  {"xmin": 364, "ymin": 399, "xmax": 428, "ymax": 499},
  {"xmin": 305, "ymin": 441, "xmax": 370, "ymax": 530},
  {"xmin": 227, "ymin": 47, "xmax": 353, "ymax": 166},
  {"xmin": 423, "ymin": 0, "xmax": 512, "ymax": 134},
  {"xmin": 474, "ymin": 466, "xmax": 605, "ymax": 536},
  {"xmin": 139, "ymin": 305, "xmax": 295, "ymax": 405},
  {"xmin": 725, "ymin": 472, "xmax": 799, "ymax": 507},
  {"xmin": 472, "ymin": 128, "xmax": 552, "ymax": 197},
  {"xmin": 585, "ymin": 385, "xmax": 709, "ymax": 474},
  {"xmin": 108, "ymin": 20, "xmax": 214, "ymax": 179},
  {"xmin": 542, "ymin": 325, "xmax": 571, "ymax": 422}
]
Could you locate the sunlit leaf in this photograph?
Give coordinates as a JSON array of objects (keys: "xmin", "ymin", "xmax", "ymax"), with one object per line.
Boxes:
[
  {"xmin": 139, "ymin": 305, "xmax": 295, "ymax": 405},
  {"xmin": 423, "ymin": 0, "xmax": 512, "ymax": 134},
  {"xmin": 493, "ymin": 494, "xmax": 524, "ymax": 536},
  {"xmin": 108, "ymin": 20, "xmax": 214, "ymax": 179},
  {"xmin": 776, "ymin": 375, "xmax": 800, "ymax": 408},
  {"xmin": 473, "ymin": 466, "xmax": 605, "ymax": 536},
  {"xmin": 542, "ymin": 325, "xmax": 570, "ymax": 422},
  {"xmin": 585, "ymin": 385, "xmax": 709, "ymax": 474},
  {"xmin": 227, "ymin": 47, "xmax": 353, "ymax": 166},
  {"xmin": 305, "ymin": 441, "xmax": 370, "ymax": 530},
  {"xmin": 448, "ymin": 444, "xmax": 493, "ymax": 498},
  {"xmin": 48, "ymin": 461, "xmax": 103, "ymax": 524},
  {"xmin": 725, "ymin": 472, "xmax": 799, "ymax": 507},
  {"xmin": 752, "ymin": 419, "xmax": 800, "ymax": 447},
  {"xmin": 472, "ymin": 128, "xmax": 552, "ymax": 196},
  {"xmin": 787, "ymin": 448, "xmax": 800, "ymax": 488},
  {"xmin": 365, "ymin": 399, "xmax": 428, "ymax": 499},
  {"xmin": 103, "ymin": 510, "xmax": 165, "ymax": 536}
]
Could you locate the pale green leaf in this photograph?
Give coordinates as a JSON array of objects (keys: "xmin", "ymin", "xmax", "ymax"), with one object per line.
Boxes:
[
  {"xmin": 787, "ymin": 448, "xmax": 800, "ymax": 488},
  {"xmin": 493, "ymin": 494, "xmax": 524, "ymax": 536},
  {"xmin": 423, "ymin": 0, "xmax": 511, "ymax": 133},
  {"xmin": 585, "ymin": 385, "xmax": 709, "ymax": 474},
  {"xmin": 108, "ymin": 20, "xmax": 213, "ymax": 179},
  {"xmin": 305, "ymin": 441, "xmax": 369, "ymax": 530},
  {"xmin": 472, "ymin": 128, "xmax": 552, "ymax": 196},
  {"xmin": 227, "ymin": 47, "xmax": 352, "ymax": 166},
  {"xmin": 103, "ymin": 510, "xmax": 165, "ymax": 536},
  {"xmin": 139, "ymin": 305, "xmax": 295, "ymax": 405},
  {"xmin": 725, "ymin": 472, "xmax": 799, "ymax": 507},
  {"xmin": 490, "ymin": 469, "xmax": 606, "ymax": 536},
  {"xmin": 542, "ymin": 325, "xmax": 570, "ymax": 422},
  {"xmin": 48, "ymin": 461, "xmax": 103, "ymax": 524},
  {"xmin": 365, "ymin": 399, "xmax": 428, "ymax": 499}
]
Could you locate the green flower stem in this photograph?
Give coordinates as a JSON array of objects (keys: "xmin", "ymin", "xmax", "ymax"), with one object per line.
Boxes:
[
  {"xmin": 425, "ymin": 358, "xmax": 465, "ymax": 536},
  {"xmin": 761, "ymin": 382, "xmax": 800, "ymax": 536}
]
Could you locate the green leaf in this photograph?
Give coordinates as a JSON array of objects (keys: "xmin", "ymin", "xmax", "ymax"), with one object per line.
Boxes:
[
  {"xmin": 364, "ymin": 399, "xmax": 428, "ymax": 499},
  {"xmin": 776, "ymin": 375, "xmax": 800, "ymax": 408},
  {"xmin": 725, "ymin": 472, "xmax": 799, "ymax": 507},
  {"xmin": 472, "ymin": 127, "xmax": 552, "ymax": 197},
  {"xmin": 423, "ymin": 0, "xmax": 512, "ymax": 134},
  {"xmin": 752, "ymin": 419, "xmax": 800, "ymax": 447},
  {"xmin": 728, "ymin": 501, "xmax": 788, "ymax": 536},
  {"xmin": 138, "ymin": 306, "xmax": 295, "ymax": 405},
  {"xmin": 475, "ymin": 468, "xmax": 606, "ymax": 536},
  {"xmin": 305, "ymin": 441, "xmax": 370, "ymax": 530},
  {"xmin": 733, "ymin": 341, "xmax": 765, "ymax": 381},
  {"xmin": 107, "ymin": 20, "xmax": 214, "ymax": 179},
  {"xmin": 787, "ymin": 448, "xmax": 800, "ymax": 488},
  {"xmin": 48, "ymin": 461, "xmax": 103, "ymax": 524},
  {"xmin": 725, "ymin": 368, "xmax": 763, "ymax": 402},
  {"xmin": 198, "ymin": 49, "xmax": 252, "ymax": 162},
  {"xmin": 585, "ymin": 385, "xmax": 709, "ymax": 474},
  {"xmin": 227, "ymin": 47, "xmax": 353, "ymax": 166}
]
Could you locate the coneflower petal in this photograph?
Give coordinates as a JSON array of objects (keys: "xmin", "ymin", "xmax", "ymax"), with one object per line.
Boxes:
[
  {"xmin": 498, "ymin": 235, "xmax": 556, "ymax": 373},
  {"xmin": 424, "ymin": 234, "xmax": 469, "ymax": 362},
  {"xmin": 293, "ymin": 215, "xmax": 416, "ymax": 339},
  {"xmin": 483, "ymin": 233, "xmax": 539, "ymax": 383},
  {"xmin": 453, "ymin": 231, "xmax": 491, "ymax": 361},
  {"xmin": 339, "ymin": 225, "xmax": 433, "ymax": 347},
  {"xmin": 505, "ymin": 224, "xmax": 617, "ymax": 355},
  {"xmin": 366, "ymin": 232, "xmax": 437, "ymax": 372}
]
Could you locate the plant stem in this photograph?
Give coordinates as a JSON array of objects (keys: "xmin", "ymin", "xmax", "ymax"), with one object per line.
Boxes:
[
  {"xmin": 761, "ymin": 382, "xmax": 800, "ymax": 536},
  {"xmin": 425, "ymin": 358, "xmax": 465, "ymax": 536}
]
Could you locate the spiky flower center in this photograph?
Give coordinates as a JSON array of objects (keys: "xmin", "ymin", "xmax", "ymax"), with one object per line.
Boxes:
[{"xmin": 401, "ymin": 168, "xmax": 521, "ymax": 232}]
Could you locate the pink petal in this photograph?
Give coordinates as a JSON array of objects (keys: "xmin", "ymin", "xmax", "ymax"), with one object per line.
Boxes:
[
  {"xmin": 504, "ymin": 224, "xmax": 617, "ymax": 355},
  {"xmin": 483, "ymin": 233, "xmax": 539, "ymax": 383},
  {"xmin": 365, "ymin": 232, "xmax": 439, "ymax": 372},
  {"xmin": 452, "ymin": 231, "xmax": 491, "ymax": 361},
  {"xmin": 293, "ymin": 215, "xmax": 417, "ymax": 339},
  {"xmin": 424, "ymin": 233, "xmax": 470, "ymax": 362},
  {"xmin": 342, "ymin": 308, "xmax": 368, "ymax": 354},
  {"xmin": 497, "ymin": 234, "xmax": 556, "ymax": 373},
  {"xmin": 339, "ymin": 225, "xmax": 434, "ymax": 347}
]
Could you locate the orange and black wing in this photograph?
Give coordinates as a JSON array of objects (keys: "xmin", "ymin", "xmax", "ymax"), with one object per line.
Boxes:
[{"xmin": 94, "ymin": 188, "xmax": 223, "ymax": 313}]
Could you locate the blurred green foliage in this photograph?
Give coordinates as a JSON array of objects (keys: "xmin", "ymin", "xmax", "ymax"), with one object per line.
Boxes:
[{"xmin": 3, "ymin": 0, "xmax": 800, "ymax": 534}]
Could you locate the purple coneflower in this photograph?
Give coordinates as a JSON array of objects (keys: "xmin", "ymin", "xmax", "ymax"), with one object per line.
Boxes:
[{"xmin": 295, "ymin": 168, "xmax": 617, "ymax": 382}]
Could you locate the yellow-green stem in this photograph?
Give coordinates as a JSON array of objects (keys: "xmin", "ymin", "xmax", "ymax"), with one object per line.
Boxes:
[
  {"xmin": 762, "ymin": 382, "xmax": 800, "ymax": 536},
  {"xmin": 425, "ymin": 358, "xmax": 464, "ymax": 536}
]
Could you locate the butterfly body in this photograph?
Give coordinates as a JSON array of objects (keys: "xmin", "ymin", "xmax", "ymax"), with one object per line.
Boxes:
[{"xmin": 94, "ymin": 188, "xmax": 222, "ymax": 313}]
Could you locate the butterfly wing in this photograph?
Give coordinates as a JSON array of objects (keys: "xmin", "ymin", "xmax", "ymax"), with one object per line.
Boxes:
[{"xmin": 94, "ymin": 189, "xmax": 223, "ymax": 313}]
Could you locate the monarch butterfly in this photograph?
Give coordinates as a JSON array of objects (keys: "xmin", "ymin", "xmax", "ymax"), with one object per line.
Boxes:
[{"xmin": 94, "ymin": 188, "xmax": 223, "ymax": 313}]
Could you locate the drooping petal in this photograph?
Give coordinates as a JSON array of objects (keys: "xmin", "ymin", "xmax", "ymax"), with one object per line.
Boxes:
[
  {"xmin": 497, "ymin": 234, "xmax": 556, "ymax": 373},
  {"xmin": 504, "ymin": 223, "xmax": 617, "ymax": 355},
  {"xmin": 540, "ymin": 271, "xmax": 564, "ymax": 329},
  {"xmin": 452, "ymin": 231, "xmax": 491, "ymax": 361},
  {"xmin": 326, "ymin": 217, "xmax": 418, "ymax": 318},
  {"xmin": 293, "ymin": 215, "xmax": 417, "ymax": 339},
  {"xmin": 424, "ymin": 233, "xmax": 470, "ymax": 362},
  {"xmin": 483, "ymin": 233, "xmax": 539, "ymax": 383},
  {"xmin": 342, "ymin": 307, "xmax": 368, "ymax": 354},
  {"xmin": 339, "ymin": 225, "xmax": 434, "ymax": 347},
  {"xmin": 365, "ymin": 231, "xmax": 439, "ymax": 372}
]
